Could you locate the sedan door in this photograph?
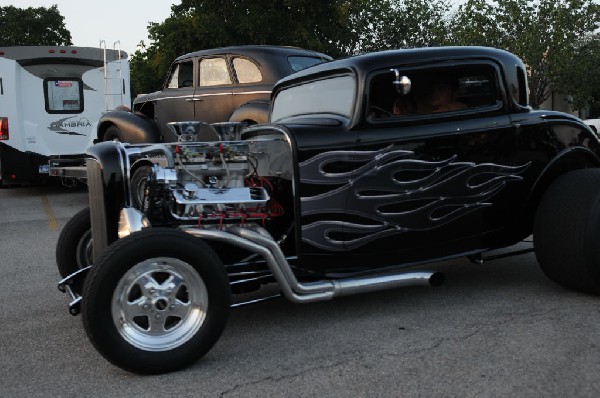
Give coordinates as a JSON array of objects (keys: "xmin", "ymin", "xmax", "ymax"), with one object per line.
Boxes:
[
  {"xmin": 154, "ymin": 60, "xmax": 196, "ymax": 141},
  {"xmin": 192, "ymin": 57, "xmax": 233, "ymax": 124}
]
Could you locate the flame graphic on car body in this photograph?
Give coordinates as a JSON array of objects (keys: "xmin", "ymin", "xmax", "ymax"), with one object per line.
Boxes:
[{"xmin": 299, "ymin": 146, "xmax": 530, "ymax": 251}]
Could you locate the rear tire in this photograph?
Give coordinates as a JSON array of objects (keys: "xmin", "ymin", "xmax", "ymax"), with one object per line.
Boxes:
[
  {"xmin": 81, "ymin": 228, "xmax": 230, "ymax": 374},
  {"xmin": 534, "ymin": 169, "xmax": 600, "ymax": 295}
]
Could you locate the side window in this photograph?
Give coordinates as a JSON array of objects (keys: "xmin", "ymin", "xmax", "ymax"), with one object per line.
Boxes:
[
  {"xmin": 233, "ymin": 58, "xmax": 262, "ymax": 83},
  {"xmin": 166, "ymin": 61, "xmax": 194, "ymax": 89},
  {"xmin": 516, "ymin": 66, "xmax": 529, "ymax": 107},
  {"xmin": 43, "ymin": 78, "xmax": 84, "ymax": 114},
  {"xmin": 368, "ymin": 64, "xmax": 501, "ymax": 120},
  {"xmin": 199, "ymin": 58, "xmax": 232, "ymax": 86}
]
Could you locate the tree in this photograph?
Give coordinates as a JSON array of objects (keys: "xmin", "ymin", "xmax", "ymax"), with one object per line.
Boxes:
[
  {"xmin": 356, "ymin": 0, "xmax": 452, "ymax": 53},
  {"xmin": 0, "ymin": 5, "xmax": 72, "ymax": 46},
  {"xmin": 552, "ymin": 34, "xmax": 600, "ymax": 113},
  {"xmin": 450, "ymin": 0, "xmax": 600, "ymax": 109},
  {"xmin": 157, "ymin": 0, "xmax": 358, "ymax": 57}
]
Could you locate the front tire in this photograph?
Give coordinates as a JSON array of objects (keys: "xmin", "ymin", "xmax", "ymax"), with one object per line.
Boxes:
[
  {"xmin": 534, "ymin": 169, "xmax": 600, "ymax": 295},
  {"xmin": 56, "ymin": 208, "xmax": 93, "ymax": 294},
  {"xmin": 81, "ymin": 228, "xmax": 231, "ymax": 374}
]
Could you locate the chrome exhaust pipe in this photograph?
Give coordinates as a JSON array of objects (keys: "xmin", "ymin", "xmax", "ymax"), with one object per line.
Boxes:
[
  {"xmin": 332, "ymin": 271, "xmax": 444, "ymax": 297},
  {"xmin": 182, "ymin": 226, "xmax": 443, "ymax": 303}
]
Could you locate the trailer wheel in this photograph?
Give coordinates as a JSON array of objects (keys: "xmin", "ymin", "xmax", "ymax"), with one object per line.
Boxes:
[
  {"xmin": 56, "ymin": 206, "xmax": 92, "ymax": 269},
  {"xmin": 534, "ymin": 169, "xmax": 600, "ymax": 295},
  {"xmin": 81, "ymin": 228, "xmax": 230, "ymax": 374},
  {"xmin": 103, "ymin": 125, "xmax": 123, "ymax": 141}
]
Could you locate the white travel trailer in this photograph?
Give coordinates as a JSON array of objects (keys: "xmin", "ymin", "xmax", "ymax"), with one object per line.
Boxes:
[{"xmin": 0, "ymin": 45, "xmax": 130, "ymax": 185}]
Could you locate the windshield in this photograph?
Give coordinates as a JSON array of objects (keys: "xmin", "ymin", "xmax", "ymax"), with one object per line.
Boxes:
[
  {"xmin": 287, "ymin": 56, "xmax": 329, "ymax": 72},
  {"xmin": 271, "ymin": 75, "xmax": 355, "ymax": 122}
]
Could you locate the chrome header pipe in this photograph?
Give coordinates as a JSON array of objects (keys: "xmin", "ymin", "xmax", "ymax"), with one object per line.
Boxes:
[{"xmin": 181, "ymin": 226, "xmax": 443, "ymax": 304}]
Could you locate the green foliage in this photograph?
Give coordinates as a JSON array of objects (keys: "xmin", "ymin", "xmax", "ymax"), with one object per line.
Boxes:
[
  {"xmin": 157, "ymin": 0, "xmax": 357, "ymax": 57},
  {"xmin": 552, "ymin": 34, "xmax": 600, "ymax": 112},
  {"xmin": 450, "ymin": 0, "xmax": 600, "ymax": 109},
  {"xmin": 358, "ymin": 0, "xmax": 451, "ymax": 52},
  {"xmin": 0, "ymin": 5, "xmax": 72, "ymax": 46}
]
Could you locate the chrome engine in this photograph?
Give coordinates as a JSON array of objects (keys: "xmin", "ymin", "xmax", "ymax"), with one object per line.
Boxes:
[{"xmin": 141, "ymin": 137, "xmax": 286, "ymax": 225}]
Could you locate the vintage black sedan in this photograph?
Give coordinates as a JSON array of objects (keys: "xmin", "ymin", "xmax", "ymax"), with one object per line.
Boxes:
[
  {"xmin": 57, "ymin": 46, "xmax": 600, "ymax": 374},
  {"xmin": 97, "ymin": 45, "xmax": 331, "ymax": 143}
]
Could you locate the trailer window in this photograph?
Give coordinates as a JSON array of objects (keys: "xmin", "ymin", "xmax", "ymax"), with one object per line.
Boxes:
[{"xmin": 44, "ymin": 78, "xmax": 84, "ymax": 114}]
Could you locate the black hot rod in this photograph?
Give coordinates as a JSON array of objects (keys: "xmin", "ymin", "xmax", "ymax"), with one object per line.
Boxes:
[{"xmin": 57, "ymin": 46, "xmax": 600, "ymax": 374}]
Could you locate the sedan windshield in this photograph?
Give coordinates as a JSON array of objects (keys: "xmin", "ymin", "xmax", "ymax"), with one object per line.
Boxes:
[{"xmin": 287, "ymin": 56, "xmax": 330, "ymax": 71}]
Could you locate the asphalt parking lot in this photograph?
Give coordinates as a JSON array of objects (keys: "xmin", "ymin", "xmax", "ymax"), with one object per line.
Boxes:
[{"xmin": 1, "ymin": 184, "xmax": 599, "ymax": 397}]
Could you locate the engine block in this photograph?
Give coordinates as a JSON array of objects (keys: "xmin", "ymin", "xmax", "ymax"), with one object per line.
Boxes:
[{"xmin": 146, "ymin": 141, "xmax": 276, "ymax": 224}]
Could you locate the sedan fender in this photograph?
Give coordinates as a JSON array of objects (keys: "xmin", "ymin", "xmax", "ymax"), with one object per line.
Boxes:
[
  {"xmin": 229, "ymin": 101, "xmax": 270, "ymax": 124},
  {"xmin": 97, "ymin": 111, "xmax": 161, "ymax": 144}
]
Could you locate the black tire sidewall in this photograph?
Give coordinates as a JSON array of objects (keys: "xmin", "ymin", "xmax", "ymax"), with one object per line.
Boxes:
[
  {"xmin": 56, "ymin": 207, "xmax": 92, "ymax": 278},
  {"xmin": 130, "ymin": 165, "xmax": 152, "ymax": 209},
  {"xmin": 82, "ymin": 228, "xmax": 230, "ymax": 374},
  {"xmin": 583, "ymin": 193, "xmax": 600, "ymax": 286},
  {"xmin": 534, "ymin": 169, "xmax": 600, "ymax": 294}
]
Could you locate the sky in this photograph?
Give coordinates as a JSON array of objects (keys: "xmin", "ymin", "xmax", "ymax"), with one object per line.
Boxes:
[{"xmin": 2, "ymin": 0, "xmax": 181, "ymax": 56}]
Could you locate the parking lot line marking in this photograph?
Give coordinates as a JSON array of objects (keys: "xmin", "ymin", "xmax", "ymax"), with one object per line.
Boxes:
[{"xmin": 40, "ymin": 193, "xmax": 58, "ymax": 230}]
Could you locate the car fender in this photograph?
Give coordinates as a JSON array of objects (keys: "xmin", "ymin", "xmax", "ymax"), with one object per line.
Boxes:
[
  {"xmin": 85, "ymin": 141, "xmax": 129, "ymax": 255},
  {"xmin": 229, "ymin": 101, "xmax": 270, "ymax": 124},
  {"xmin": 97, "ymin": 111, "xmax": 160, "ymax": 143},
  {"xmin": 514, "ymin": 146, "xmax": 600, "ymax": 239}
]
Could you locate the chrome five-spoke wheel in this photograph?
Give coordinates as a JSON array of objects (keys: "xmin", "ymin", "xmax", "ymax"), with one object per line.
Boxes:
[{"xmin": 112, "ymin": 257, "xmax": 209, "ymax": 351}]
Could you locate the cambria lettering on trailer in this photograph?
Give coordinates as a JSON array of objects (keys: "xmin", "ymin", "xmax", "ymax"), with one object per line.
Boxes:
[{"xmin": 48, "ymin": 116, "xmax": 90, "ymax": 136}]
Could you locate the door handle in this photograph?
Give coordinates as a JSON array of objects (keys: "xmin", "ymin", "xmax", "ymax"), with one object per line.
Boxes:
[{"xmin": 186, "ymin": 97, "xmax": 203, "ymax": 102}]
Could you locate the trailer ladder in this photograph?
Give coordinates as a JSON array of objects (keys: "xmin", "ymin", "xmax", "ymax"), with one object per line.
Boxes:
[{"xmin": 100, "ymin": 40, "xmax": 126, "ymax": 111}]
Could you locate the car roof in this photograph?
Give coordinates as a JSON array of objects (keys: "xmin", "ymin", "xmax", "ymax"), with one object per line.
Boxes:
[
  {"xmin": 175, "ymin": 45, "xmax": 332, "ymax": 62},
  {"xmin": 273, "ymin": 46, "xmax": 525, "ymax": 90},
  {"xmin": 270, "ymin": 46, "xmax": 529, "ymax": 127}
]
